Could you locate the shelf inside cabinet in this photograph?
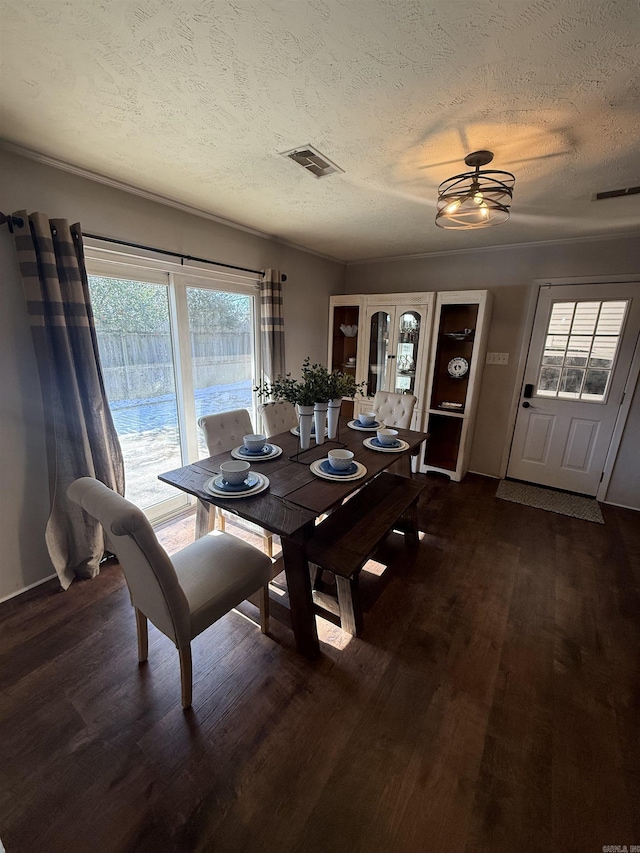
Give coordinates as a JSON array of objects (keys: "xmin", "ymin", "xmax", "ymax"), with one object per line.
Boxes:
[
  {"xmin": 430, "ymin": 303, "xmax": 479, "ymax": 412},
  {"xmin": 331, "ymin": 305, "xmax": 360, "ymax": 373}
]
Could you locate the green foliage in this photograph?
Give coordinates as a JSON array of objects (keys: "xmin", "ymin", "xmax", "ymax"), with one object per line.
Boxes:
[
  {"xmin": 88, "ymin": 276, "xmax": 250, "ymax": 333},
  {"xmin": 255, "ymin": 357, "xmax": 365, "ymax": 405}
]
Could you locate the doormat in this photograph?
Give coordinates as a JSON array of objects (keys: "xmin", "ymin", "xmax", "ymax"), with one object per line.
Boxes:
[{"xmin": 496, "ymin": 479, "xmax": 604, "ymax": 524}]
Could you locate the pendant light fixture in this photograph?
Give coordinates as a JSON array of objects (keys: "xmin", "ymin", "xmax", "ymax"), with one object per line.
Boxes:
[{"xmin": 435, "ymin": 150, "xmax": 515, "ymax": 229}]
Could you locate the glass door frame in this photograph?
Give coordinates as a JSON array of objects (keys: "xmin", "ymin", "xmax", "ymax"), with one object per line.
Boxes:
[{"xmin": 85, "ymin": 244, "xmax": 261, "ymax": 523}]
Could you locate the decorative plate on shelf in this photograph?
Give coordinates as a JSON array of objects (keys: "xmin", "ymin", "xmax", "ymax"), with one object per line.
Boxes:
[{"xmin": 447, "ymin": 357, "xmax": 469, "ymax": 378}]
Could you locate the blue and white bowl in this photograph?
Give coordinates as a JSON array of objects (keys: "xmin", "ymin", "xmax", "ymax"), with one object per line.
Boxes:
[{"xmin": 328, "ymin": 449, "xmax": 354, "ymax": 470}]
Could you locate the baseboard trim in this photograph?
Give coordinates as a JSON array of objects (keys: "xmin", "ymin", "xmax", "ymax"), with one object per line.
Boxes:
[
  {"xmin": 0, "ymin": 573, "xmax": 58, "ymax": 605},
  {"xmin": 601, "ymin": 499, "xmax": 640, "ymax": 512}
]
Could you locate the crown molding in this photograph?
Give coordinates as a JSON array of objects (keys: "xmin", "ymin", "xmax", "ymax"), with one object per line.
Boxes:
[
  {"xmin": 346, "ymin": 229, "xmax": 640, "ymax": 266},
  {"xmin": 0, "ymin": 140, "xmax": 342, "ymax": 265}
]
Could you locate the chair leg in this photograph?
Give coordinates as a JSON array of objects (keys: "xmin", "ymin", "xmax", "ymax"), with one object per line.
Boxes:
[
  {"xmin": 259, "ymin": 584, "xmax": 270, "ymax": 634},
  {"xmin": 217, "ymin": 508, "xmax": 226, "ymax": 532},
  {"xmin": 179, "ymin": 645, "xmax": 192, "ymax": 709},
  {"xmin": 135, "ymin": 608, "xmax": 148, "ymax": 663},
  {"xmin": 264, "ymin": 533, "xmax": 273, "ymax": 559}
]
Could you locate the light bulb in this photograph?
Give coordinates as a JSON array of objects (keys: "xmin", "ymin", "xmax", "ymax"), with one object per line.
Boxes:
[
  {"xmin": 473, "ymin": 191, "xmax": 484, "ymax": 205},
  {"xmin": 445, "ymin": 200, "xmax": 461, "ymax": 214},
  {"xmin": 479, "ymin": 203, "xmax": 489, "ymax": 218}
]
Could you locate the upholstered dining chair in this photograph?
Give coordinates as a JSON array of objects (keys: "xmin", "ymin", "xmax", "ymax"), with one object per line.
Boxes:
[
  {"xmin": 198, "ymin": 409, "xmax": 273, "ymax": 557},
  {"xmin": 259, "ymin": 401, "xmax": 298, "ymax": 437},
  {"xmin": 372, "ymin": 391, "xmax": 417, "ymax": 429},
  {"xmin": 67, "ymin": 477, "xmax": 272, "ymax": 709}
]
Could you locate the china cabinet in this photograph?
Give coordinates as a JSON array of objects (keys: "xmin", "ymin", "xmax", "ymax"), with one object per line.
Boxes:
[
  {"xmin": 329, "ymin": 289, "xmax": 491, "ymax": 482},
  {"xmin": 418, "ymin": 290, "xmax": 492, "ymax": 481},
  {"xmin": 353, "ymin": 293, "xmax": 434, "ymax": 429}
]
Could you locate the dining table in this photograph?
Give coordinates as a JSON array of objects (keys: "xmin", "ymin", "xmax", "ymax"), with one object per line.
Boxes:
[{"xmin": 159, "ymin": 417, "xmax": 429, "ymax": 658}]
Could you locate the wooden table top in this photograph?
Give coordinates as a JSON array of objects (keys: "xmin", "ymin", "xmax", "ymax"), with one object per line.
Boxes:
[{"xmin": 159, "ymin": 418, "xmax": 429, "ymax": 538}]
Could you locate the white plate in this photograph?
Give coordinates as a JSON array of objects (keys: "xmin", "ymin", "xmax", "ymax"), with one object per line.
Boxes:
[
  {"xmin": 204, "ymin": 473, "xmax": 269, "ymax": 499},
  {"xmin": 230, "ymin": 443, "xmax": 282, "ymax": 461},
  {"xmin": 347, "ymin": 419, "xmax": 380, "ymax": 432},
  {"xmin": 310, "ymin": 459, "xmax": 367, "ymax": 482},
  {"xmin": 290, "ymin": 426, "xmax": 329, "ymax": 437},
  {"xmin": 363, "ymin": 437, "xmax": 410, "ymax": 453}
]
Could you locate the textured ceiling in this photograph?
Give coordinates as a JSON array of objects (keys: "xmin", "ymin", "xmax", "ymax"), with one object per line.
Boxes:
[{"xmin": 1, "ymin": 0, "xmax": 639, "ymax": 261}]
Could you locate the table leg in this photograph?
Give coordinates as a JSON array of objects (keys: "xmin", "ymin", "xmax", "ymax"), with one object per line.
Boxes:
[
  {"xmin": 195, "ymin": 498, "xmax": 212, "ymax": 539},
  {"xmin": 281, "ymin": 531, "xmax": 320, "ymax": 658}
]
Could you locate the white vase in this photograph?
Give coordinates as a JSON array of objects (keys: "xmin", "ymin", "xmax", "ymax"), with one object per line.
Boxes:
[
  {"xmin": 297, "ymin": 405, "xmax": 314, "ymax": 450},
  {"xmin": 313, "ymin": 402, "xmax": 328, "ymax": 445},
  {"xmin": 327, "ymin": 398, "xmax": 342, "ymax": 439}
]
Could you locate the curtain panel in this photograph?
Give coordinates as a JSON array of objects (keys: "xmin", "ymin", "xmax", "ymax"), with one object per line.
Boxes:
[
  {"xmin": 13, "ymin": 211, "xmax": 124, "ymax": 589},
  {"xmin": 259, "ymin": 268, "xmax": 285, "ymax": 383}
]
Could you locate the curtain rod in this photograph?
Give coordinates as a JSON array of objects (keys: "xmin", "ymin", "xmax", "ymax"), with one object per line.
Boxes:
[
  {"xmin": 83, "ymin": 233, "xmax": 286, "ymax": 280},
  {"xmin": 0, "ymin": 214, "xmax": 286, "ymax": 281}
]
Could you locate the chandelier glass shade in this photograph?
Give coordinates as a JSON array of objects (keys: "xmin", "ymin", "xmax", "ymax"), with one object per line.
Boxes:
[{"xmin": 435, "ymin": 151, "xmax": 515, "ymax": 229}]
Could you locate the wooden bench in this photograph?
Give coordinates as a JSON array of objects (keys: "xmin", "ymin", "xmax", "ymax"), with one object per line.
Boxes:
[{"xmin": 305, "ymin": 472, "xmax": 425, "ymax": 636}]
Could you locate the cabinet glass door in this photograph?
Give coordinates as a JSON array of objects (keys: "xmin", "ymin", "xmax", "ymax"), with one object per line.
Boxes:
[
  {"xmin": 367, "ymin": 310, "xmax": 391, "ymax": 396},
  {"xmin": 393, "ymin": 310, "xmax": 421, "ymax": 395}
]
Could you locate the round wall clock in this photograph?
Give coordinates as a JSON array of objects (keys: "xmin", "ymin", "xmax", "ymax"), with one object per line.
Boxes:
[{"xmin": 447, "ymin": 356, "xmax": 469, "ymax": 378}]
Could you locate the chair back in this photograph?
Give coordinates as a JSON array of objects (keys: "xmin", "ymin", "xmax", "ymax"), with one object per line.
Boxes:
[
  {"xmin": 372, "ymin": 391, "xmax": 417, "ymax": 429},
  {"xmin": 67, "ymin": 478, "xmax": 190, "ymax": 647},
  {"xmin": 198, "ymin": 409, "xmax": 254, "ymax": 456},
  {"xmin": 259, "ymin": 401, "xmax": 298, "ymax": 437}
]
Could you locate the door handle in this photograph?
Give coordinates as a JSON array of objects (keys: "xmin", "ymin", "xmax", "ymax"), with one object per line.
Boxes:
[{"xmin": 522, "ymin": 401, "xmax": 531, "ymax": 408}]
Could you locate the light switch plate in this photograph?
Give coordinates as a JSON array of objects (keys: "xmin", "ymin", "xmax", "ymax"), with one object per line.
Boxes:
[{"xmin": 486, "ymin": 352, "xmax": 509, "ymax": 365}]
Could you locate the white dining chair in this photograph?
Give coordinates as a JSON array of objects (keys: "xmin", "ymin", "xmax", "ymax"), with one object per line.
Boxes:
[
  {"xmin": 198, "ymin": 409, "xmax": 274, "ymax": 557},
  {"xmin": 259, "ymin": 401, "xmax": 298, "ymax": 437},
  {"xmin": 67, "ymin": 477, "xmax": 272, "ymax": 709},
  {"xmin": 372, "ymin": 391, "xmax": 417, "ymax": 429}
]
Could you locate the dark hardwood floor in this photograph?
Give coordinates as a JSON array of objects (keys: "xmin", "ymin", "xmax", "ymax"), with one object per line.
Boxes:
[{"xmin": 1, "ymin": 474, "xmax": 638, "ymax": 853}]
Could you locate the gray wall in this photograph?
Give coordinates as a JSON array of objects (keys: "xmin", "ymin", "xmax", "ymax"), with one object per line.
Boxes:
[
  {"xmin": 0, "ymin": 148, "xmax": 344, "ymax": 599},
  {"xmin": 344, "ymin": 235, "xmax": 640, "ymax": 505}
]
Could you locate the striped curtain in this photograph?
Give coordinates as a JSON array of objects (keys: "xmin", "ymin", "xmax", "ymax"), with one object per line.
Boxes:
[
  {"xmin": 12, "ymin": 211, "xmax": 124, "ymax": 590},
  {"xmin": 260, "ymin": 268, "xmax": 285, "ymax": 383}
]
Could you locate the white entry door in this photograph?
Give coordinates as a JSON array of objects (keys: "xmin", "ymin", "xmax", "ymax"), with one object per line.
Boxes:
[{"xmin": 507, "ymin": 282, "xmax": 640, "ymax": 495}]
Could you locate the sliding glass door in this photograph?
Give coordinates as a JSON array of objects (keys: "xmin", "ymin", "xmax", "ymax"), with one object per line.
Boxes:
[
  {"xmin": 87, "ymin": 257, "xmax": 259, "ymax": 521},
  {"xmin": 186, "ymin": 287, "xmax": 255, "ymax": 458}
]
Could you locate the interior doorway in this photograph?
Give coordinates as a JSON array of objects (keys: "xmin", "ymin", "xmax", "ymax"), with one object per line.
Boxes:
[{"xmin": 507, "ymin": 282, "xmax": 640, "ymax": 496}]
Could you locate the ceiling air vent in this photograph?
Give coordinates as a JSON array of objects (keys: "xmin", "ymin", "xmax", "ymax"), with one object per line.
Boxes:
[
  {"xmin": 593, "ymin": 186, "xmax": 640, "ymax": 201},
  {"xmin": 280, "ymin": 145, "xmax": 344, "ymax": 179}
]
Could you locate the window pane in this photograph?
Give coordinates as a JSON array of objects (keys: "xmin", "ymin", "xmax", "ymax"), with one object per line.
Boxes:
[
  {"xmin": 565, "ymin": 335, "xmax": 591, "ymax": 367},
  {"xmin": 548, "ymin": 302, "xmax": 574, "ymax": 334},
  {"xmin": 542, "ymin": 334, "xmax": 567, "ymax": 365},
  {"xmin": 589, "ymin": 336, "xmax": 618, "ymax": 369},
  {"xmin": 582, "ymin": 369, "xmax": 610, "ymax": 400},
  {"xmin": 186, "ymin": 288, "xmax": 254, "ymax": 458},
  {"xmin": 596, "ymin": 301, "xmax": 626, "ymax": 335},
  {"xmin": 537, "ymin": 366, "xmax": 561, "ymax": 395},
  {"xmin": 558, "ymin": 367, "xmax": 584, "ymax": 397},
  {"xmin": 88, "ymin": 275, "xmax": 183, "ymax": 510},
  {"xmin": 571, "ymin": 302, "xmax": 599, "ymax": 335}
]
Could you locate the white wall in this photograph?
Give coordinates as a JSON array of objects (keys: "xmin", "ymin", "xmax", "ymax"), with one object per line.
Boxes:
[
  {"xmin": 0, "ymin": 148, "xmax": 345, "ymax": 599},
  {"xmin": 344, "ymin": 234, "xmax": 640, "ymax": 506}
]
